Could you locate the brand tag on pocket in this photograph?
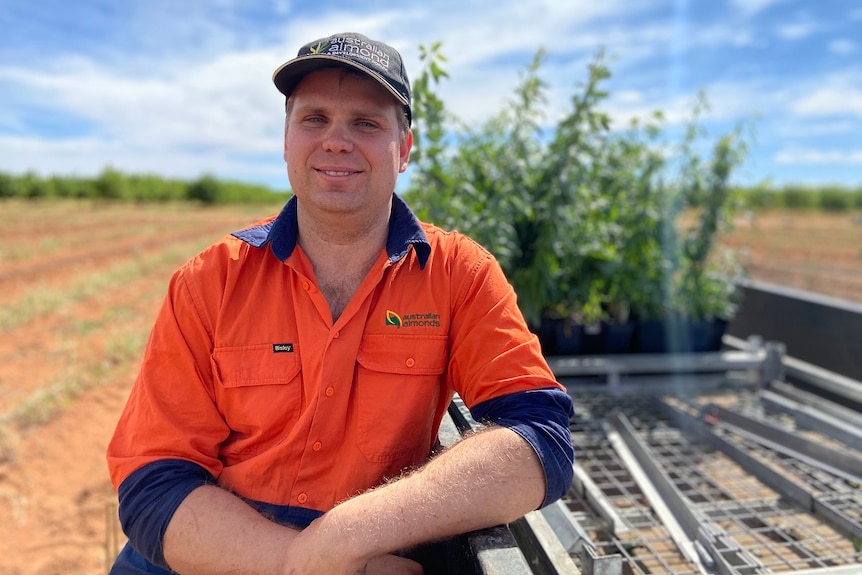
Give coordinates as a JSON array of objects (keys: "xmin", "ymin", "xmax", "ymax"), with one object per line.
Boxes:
[{"xmin": 272, "ymin": 343, "xmax": 294, "ymax": 353}]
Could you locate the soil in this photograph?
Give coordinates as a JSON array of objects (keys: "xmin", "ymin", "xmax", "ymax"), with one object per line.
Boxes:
[{"xmin": 0, "ymin": 201, "xmax": 859, "ymax": 574}]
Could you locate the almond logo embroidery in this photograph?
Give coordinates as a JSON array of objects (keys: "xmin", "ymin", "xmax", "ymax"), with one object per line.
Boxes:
[
  {"xmin": 385, "ymin": 310, "xmax": 403, "ymax": 328},
  {"xmin": 385, "ymin": 310, "xmax": 441, "ymax": 328}
]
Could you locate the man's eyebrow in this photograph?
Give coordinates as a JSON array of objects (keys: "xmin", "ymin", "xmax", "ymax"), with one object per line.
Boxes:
[
  {"xmin": 292, "ymin": 104, "xmax": 389, "ymax": 119},
  {"xmin": 291, "ymin": 104, "xmax": 326, "ymax": 116}
]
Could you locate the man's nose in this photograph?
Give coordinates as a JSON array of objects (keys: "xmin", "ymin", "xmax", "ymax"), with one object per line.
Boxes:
[{"xmin": 322, "ymin": 123, "xmax": 354, "ymax": 153}]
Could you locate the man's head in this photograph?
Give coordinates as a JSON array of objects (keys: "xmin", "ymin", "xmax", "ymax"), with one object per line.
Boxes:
[
  {"xmin": 273, "ymin": 32, "xmax": 411, "ymax": 133},
  {"xmin": 274, "ymin": 36, "xmax": 413, "ymax": 226}
]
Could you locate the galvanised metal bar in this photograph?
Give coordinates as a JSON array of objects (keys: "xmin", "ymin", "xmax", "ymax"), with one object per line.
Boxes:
[
  {"xmin": 568, "ymin": 393, "xmax": 703, "ymax": 574},
  {"xmin": 571, "ymin": 463, "xmax": 631, "ymax": 539},
  {"xmin": 659, "ymin": 399, "xmax": 862, "ymax": 544},
  {"xmin": 782, "ymin": 566, "xmax": 862, "ymax": 575},
  {"xmin": 783, "ymin": 354, "xmax": 862, "ymax": 406},
  {"xmin": 760, "ymin": 389, "xmax": 862, "ymax": 452},
  {"xmin": 538, "ymin": 500, "xmax": 615, "ymax": 575},
  {"xmin": 702, "ymin": 403, "xmax": 862, "ymax": 483},
  {"xmin": 601, "ymin": 415, "xmax": 706, "ymax": 571},
  {"xmin": 767, "ymin": 380, "xmax": 862, "ymax": 430},
  {"xmin": 548, "ymin": 349, "xmax": 771, "ymax": 382},
  {"xmin": 606, "ymin": 411, "xmax": 765, "ymax": 575}
]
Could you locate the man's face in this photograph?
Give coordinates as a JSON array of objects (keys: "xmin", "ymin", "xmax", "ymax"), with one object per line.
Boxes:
[{"xmin": 284, "ymin": 68, "xmax": 412, "ymax": 223}]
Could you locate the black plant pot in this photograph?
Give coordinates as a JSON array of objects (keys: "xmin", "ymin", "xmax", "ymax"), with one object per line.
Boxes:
[
  {"xmin": 554, "ymin": 320, "xmax": 584, "ymax": 356},
  {"xmin": 634, "ymin": 318, "xmax": 667, "ymax": 353},
  {"xmin": 602, "ymin": 321, "xmax": 635, "ymax": 354},
  {"xmin": 529, "ymin": 317, "xmax": 558, "ymax": 356},
  {"xmin": 635, "ymin": 316, "xmax": 729, "ymax": 354}
]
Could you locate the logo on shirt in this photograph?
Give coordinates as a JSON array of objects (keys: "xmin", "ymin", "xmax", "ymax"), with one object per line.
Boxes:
[
  {"xmin": 385, "ymin": 309, "xmax": 441, "ymax": 329},
  {"xmin": 385, "ymin": 310, "xmax": 403, "ymax": 328},
  {"xmin": 272, "ymin": 343, "xmax": 294, "ymax": 353}
]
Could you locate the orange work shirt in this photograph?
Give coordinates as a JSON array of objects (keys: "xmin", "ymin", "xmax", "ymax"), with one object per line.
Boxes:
[{"xmin": 107, "ymin": 195, "xmax": 564, "ymax": 514}]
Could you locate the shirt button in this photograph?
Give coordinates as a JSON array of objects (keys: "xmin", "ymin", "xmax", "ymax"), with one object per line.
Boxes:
[
  {"xmin": 302, "ymin": 280, "xmax": 310, "ymax": 290},
  {"xmin": 312, "ymin": 441, "xmax": 322, "ymax": 452},
  {"xmin": 325, "ymin": 386, "xmax": 334, "ymax": 397},
  {"xmin": 297, "ymin": 493, "xmax": 308, "ymax": 504},
  {"xmin": 333, "ymin": 330, "xmax": 340, "ymax": 338},
  {"xmin": 406, "ymin": 357, "xmax": 416, "ymax": 368}
]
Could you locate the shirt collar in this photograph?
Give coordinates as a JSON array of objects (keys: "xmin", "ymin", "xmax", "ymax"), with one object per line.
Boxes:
[{"xmin": 233, "ymin": 195, "xmax": 431, "ymax": 269}]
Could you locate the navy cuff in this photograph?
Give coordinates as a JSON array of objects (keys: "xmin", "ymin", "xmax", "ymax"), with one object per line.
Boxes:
[
  {"xmin": 470, "ymin": 388, "xmax": 575, "ymax": 508},
  {"xmin": 117, "ymin": 459, "xmax": 214, "ymax": 568}
]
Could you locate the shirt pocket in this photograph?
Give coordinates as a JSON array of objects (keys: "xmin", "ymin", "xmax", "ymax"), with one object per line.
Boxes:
[
  {"xmin": 355, "ymin": 334, "xmax": 448, "ymax": 467},
  {"xmin": 211, "ymin": 344, "xmax": 303, "ymax": 442}
]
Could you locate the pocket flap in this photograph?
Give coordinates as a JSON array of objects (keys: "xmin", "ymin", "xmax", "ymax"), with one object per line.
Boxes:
[
  {"xmin": 211, "ymin": 344, "xmax": 302, "ymax": 388},
  {"xmin": 357, "ymin": 334, "xmax": 448, "ymax": 375}
]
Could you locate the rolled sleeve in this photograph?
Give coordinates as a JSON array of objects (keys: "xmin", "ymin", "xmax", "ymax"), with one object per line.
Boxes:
[
  {"xmin": 470, "ymin": 387, "xmax": 574, "ymax": 508},
  {"xmin": 116, "ymin": 459, "xmax": 214, "ymax": 568}
]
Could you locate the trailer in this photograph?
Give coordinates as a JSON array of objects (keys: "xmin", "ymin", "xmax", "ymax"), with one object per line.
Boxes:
[{"xmin": 442, "ymin": 281, "xmax": 862, "ymax": 574}]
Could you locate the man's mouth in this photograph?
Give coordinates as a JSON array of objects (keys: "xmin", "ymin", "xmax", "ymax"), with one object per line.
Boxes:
[{"xmin": 319, "ymin": 169, "xmax": 357, "ymax": 177}]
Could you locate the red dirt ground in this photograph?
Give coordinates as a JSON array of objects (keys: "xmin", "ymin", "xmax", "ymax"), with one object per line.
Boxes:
[{"xmin": 0, "ymin": 202, "xmax": 859, "ymax": 574}]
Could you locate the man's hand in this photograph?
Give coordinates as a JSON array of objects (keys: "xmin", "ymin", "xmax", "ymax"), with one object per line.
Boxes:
[
  {"xmin": 283, "ymin": 529, "xmax": 422, "ymax": 575},
  {"xmin": 281, "ymin": 516, "xmax": 421, "ymax": 575}
]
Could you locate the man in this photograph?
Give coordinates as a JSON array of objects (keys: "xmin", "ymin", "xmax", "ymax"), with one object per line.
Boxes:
[{"xmin": 107, "ymin": 32, "xmax": 574, "ymax": 575}]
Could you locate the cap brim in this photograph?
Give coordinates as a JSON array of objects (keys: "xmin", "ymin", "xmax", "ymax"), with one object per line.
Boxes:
[{"xmin": 272, "ymin": 55, "xmax": 409, "ymax": 107}]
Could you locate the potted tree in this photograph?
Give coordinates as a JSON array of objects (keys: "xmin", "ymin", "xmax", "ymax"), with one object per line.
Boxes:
[{"xmin": 406, "ymin": 44, "xmax": 748, "ymax": 357}]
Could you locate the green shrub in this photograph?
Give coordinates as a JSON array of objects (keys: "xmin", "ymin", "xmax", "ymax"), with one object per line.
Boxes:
[
  {"xmin": 818, "ymin": 186, "xmax": 854, "ymax": 212},
  {"xmin": 0, "ymin": 170, "xmax": 287, "ymax": 204},
  {"xmin": 781, "ymin": 185, "xmax": 818, "ymax": 210},
  {"xmin": 93, "ymin": 167, "xmax": 131, "ymax": 200},
  {"xmin": 406, "ymin": 47, "xmax": 747, "ymax": 325},
  {"xmin": 739, "ymin": 183, "xmax": 782, "ymax": 210},
  {"xmin": 0, "ymin": 172, "xmax": 14, "ymax": 198},
  {"xmin": 186, "ymin": 174, "xmax": 223, "ymax": 204}
]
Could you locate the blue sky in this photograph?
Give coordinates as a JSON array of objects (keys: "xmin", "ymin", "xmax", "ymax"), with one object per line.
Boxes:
[{"xmin": 1, "ymin": 0, "xmax": 860, "ymax": 192}]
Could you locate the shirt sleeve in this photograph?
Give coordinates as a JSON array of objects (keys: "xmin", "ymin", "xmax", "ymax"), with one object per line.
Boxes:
[
  {"xmin": 470, "ymin": 387, "xmax": 574, "ymax": 508},
  {"xmin": 117, "ymin": 459, "xmax": 214, "ymax": 568}
]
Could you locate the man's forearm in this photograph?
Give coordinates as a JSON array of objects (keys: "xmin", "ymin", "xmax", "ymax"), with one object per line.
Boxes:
[
  {"xmin": 295, "ymin": 425, "xmax": 546, "ymax": 566},
  {"xmin": 162, "ymin": 484, "xmax": 300, "ymax": 575},
  {"xmin": 161, "ymin": 426, "xmax": 544, "ymax": 574}
]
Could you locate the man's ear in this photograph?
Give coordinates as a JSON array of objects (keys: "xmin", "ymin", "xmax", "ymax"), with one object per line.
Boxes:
[
  {"xmin": 399, "ymin": 130, "xmax": 413, "ymax": 174},
  {"xmin": 283, "ymin": 116, "xmax": 290, "ymax": 164}
]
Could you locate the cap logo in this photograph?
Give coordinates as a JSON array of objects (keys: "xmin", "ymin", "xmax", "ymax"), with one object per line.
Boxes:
[
  {"xmin": 318, "ymin": 36, "xmax": 391, "ymax": 72},
  {"xmin": 275, "ymin": 33, "xmax": 411, "ymax": 124},
  {"xmin": 309, "ymin": 41, "xmax": 330, "ymax": 54}
]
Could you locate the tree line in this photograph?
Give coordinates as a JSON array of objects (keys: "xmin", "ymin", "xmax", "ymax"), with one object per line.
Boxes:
[
  {"xmin": 0, "ymin": 168, "xmax": 287, "ymax": 204},
  {"xmin": 736, "ymin": 183, "xmax": 862, "ymax": 212}
]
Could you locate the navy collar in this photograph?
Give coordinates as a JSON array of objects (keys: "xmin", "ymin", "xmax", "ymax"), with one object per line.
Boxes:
[{"xmin": 232, "ymin": 195, "xmax": 431, "ymax": 269}]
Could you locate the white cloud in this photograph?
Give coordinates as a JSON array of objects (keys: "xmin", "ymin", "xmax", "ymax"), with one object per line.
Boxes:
[
  {"xmin": 776, "ymin": 21, "xmax": 814, "ymax": 40},
  {"xmin": 0, "ymin": 132, "xmax": 286, "ymax": 182},
  {"xmin": 775, "ymin": 148, "xmax": 862, "ymax": 165},
  {"xmin": 790, "ymin": 74, "xmax": 862, "ymax": 118},
  {"xmin": 730, "ymin": 0, "xmax": 790, "ymax": 16},
  {"xmin": 1, "ymin": 49, "xmax": 283, "ymax": 149},
  {"xmin": 829, "ymin": 39, "xmax": 857, "ymax": 55},
  {"xmin": 774, "ymin": 119, "xmax": 856, "ymax": 138}
]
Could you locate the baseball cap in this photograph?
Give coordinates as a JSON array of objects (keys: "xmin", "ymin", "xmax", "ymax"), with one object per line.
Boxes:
[{"xmin": 273, "ymin": 32, "xmax": 412, "ymax": 125}]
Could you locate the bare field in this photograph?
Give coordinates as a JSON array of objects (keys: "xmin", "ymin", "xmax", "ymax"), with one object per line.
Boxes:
[
  {"xmin": 725, "ymin": 210, "xmax": 862, "ymax": 302},
  {"xmin": 0, "ymin": 200, "xmax": 860, "ymax": 574}
]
